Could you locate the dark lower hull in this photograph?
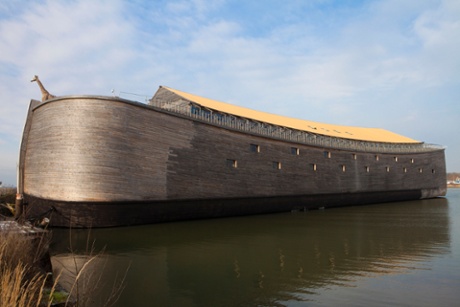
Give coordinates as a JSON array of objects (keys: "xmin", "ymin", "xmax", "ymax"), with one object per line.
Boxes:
[{"xmin": 24, "ymin": 190, "xmax": 425, "ymax": 228}]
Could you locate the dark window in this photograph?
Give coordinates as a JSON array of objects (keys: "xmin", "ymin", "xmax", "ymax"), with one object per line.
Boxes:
[
  {"xmin": 226, "ymin": 159, "xmax": 237, "ymax": 168},
  {"xmin": 291, "ymin": 147, "xmax": 299, "ymax": 155},
  {"xmin": 250, "ymin": 144, "xmax": 260, "ymax": 153}
]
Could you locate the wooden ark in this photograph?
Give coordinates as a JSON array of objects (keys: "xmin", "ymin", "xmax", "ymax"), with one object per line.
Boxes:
[{"xmin": 18, "ymin": 86, "xmax": 447, "ymax": 227}]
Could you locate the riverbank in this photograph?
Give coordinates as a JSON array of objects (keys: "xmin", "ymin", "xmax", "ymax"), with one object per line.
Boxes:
[
  {"xmin": 0, "ymin": 221, "xmax": 69, "ymax": 306},
  {"xmin": 1, "ymin": 219, "xmax": 126, "ymax": 306},
  {"xmin": 0, "ymin": 186, "xmax": 16, "ymax": 217}
]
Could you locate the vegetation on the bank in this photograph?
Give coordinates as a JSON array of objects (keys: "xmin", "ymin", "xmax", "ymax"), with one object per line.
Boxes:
[
  {"xmin": 0, "ymin": 231, "xmax": 63, "ymax": 306},
  {"xmin": 0, "ymin": 186, "xmax": 16, "ymax": 217},
  {"xmin": 0, "ymin": 226, "xmax": 127, "ymax": 306}
]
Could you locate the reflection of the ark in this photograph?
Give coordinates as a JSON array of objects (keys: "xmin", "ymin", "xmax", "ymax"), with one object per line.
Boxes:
[{"xmin": 50, "ymin": 198, "xmax": 450, "ymax": 306}]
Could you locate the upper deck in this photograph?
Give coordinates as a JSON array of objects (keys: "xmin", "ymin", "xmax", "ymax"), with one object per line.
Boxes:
[
  {"xmin": 149, "ymin": 86, "xmax": 443, "ymax": 154},
  {"xmin": 152, "ymin": 86, "xmax": 419, "ymax": 144}
]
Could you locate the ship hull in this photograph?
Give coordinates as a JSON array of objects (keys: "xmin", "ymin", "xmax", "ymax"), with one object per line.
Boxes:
[
  {"xmin": 19, "ymin": 96, "xmax": 447, "ymax": 227},
  {"xmin": 25, "ymin": 190, "xmax": 428, "ymax": 227}
]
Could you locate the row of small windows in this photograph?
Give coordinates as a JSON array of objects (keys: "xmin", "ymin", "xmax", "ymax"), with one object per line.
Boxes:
[
  {"xmin": 227, "ymin": 159, "xmax": 435, "ymax": 174},
  {"xmin": 227, "ymin": 159, "xmax": 282, "ymax": 170},
  {"xmin": 252, "ymin": 144, "xmax": 301, "ymax": 156},
  {"xmin": 324, "ymin": 164, "xmax": 432, "ymax": 173},
  {"xmin": 229, "ymin": 143, "xmax": 435, "ymax": 172},
  {"xmin": 326, "ymin": 151, "xmax": 414, "ymax": 163},
  {"xmin": 250, "ymin": 144, "xmax": 417, "ymax": 164}
]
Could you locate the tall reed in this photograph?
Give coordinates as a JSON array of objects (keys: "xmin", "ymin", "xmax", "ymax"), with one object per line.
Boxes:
[{"xmin": 0, "ymin": 231, "xmax": 57, "ymax": 307}]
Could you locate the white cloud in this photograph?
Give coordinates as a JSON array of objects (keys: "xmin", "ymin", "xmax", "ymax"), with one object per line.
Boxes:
[{"xmin": 1, "ymin": 0, "xmax": 459, "ymax": 185}]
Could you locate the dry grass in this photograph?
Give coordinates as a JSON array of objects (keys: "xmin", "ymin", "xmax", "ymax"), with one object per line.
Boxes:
[
  {"xmin": 0, "ymin": 231, "xmax": 59, "ymax": 307},
  {"xmin": 1, "ymin": 229, "xmax": 128, "ymax": 307},
  {"xmin": 0, "ymin": 187, "xmax": 16, "ymax": 203},
  {"xmin": 0, "ymin": 187, "xmax": 16, "ymax": 217},
  {"xmin": 53, "ymin": 235, "xmax": 129, "ymax": 307}
]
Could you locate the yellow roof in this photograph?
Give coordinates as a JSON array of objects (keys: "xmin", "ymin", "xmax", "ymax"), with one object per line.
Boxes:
[{"xmin": 162, "ymin": 86, "xmax": 420, "ymax": 144}]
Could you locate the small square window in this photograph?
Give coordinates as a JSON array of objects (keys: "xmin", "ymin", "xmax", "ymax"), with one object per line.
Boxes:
[
  {"xmin": 352, "ymin": 154, "xmax": 357, "ymax": 160},
  {"xmin": 291, "ymin": 147, "xmax": 300, "ymax": 155},
  {"xmin": 250, "ymin": 144, "xmax": 260, "ymax": 153},
  {"xmin": 365, "ymin": 166, "xmax": 370, "ymax": 172},
  {"xmin": 226, "ymin": 159, "xmax": 237, "ymax": 168},
  {"xmin": 273, "ymin": 161, "xmax": 281, "ymax": 170},
  {"xmin": 324, "ymin": 151, "xmax": 331, "ymax": 158}
]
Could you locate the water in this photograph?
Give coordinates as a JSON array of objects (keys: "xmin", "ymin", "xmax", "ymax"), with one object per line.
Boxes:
[{"xmin": 49, "ymin": 190, "xmax": 460, "ymax": 306}]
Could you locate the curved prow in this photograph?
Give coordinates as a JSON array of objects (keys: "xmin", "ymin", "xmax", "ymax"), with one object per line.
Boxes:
[{"xmin": 16, "ymin": 99, "xmax": 41, "ymax": 220}]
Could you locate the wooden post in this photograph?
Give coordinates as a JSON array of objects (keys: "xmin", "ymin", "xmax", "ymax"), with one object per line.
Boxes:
[{"xmin": 15, "ymin": 193, "xmax": 23, "ymax": 223}]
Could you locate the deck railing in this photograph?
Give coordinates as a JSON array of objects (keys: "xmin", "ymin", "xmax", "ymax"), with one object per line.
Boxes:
[{"xmin": 149, "ymin": 99, "xmax": 444, "ymax": 154}]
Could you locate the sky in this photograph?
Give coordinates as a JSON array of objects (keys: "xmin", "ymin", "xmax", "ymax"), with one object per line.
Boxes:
[{"xmin": 0, "ymin": 0, "xmax": 459, "ymax": 186}]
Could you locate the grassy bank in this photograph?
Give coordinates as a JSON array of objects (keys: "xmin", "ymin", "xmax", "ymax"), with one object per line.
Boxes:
[
  {"xmin": 1, "ymin": 226, "xmax": 127, "ymax": 306},
  {"xmin": 0, "ymin": 230, "xmax": 61, "ymax": 306},
  {"xmin": 0, "ymin": 187, "xmax": 16, "ymax": 217},
  {"xmin": 0, "ymin": 186, "xmax": 16, "ymax": 203}
]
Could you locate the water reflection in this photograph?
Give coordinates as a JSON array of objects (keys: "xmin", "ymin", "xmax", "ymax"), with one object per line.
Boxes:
[{"xmin": 50, "ymin": 197, "xmax": 450, "ymax": 306}]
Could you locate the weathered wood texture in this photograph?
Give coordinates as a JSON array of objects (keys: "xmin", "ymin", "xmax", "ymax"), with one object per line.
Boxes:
[{"xmin": 21, "ymin": 96, "xmax": 447, "ymax": 227}]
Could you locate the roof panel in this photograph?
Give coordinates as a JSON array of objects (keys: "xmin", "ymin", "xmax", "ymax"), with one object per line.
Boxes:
[{"xmin": 160, "ymin": 86, "xmax": 420, "ymax": 144}]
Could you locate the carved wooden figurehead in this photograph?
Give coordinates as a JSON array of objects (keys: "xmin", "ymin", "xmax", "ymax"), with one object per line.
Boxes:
[{"xmin": 31, "ymin": 75, "xmax": 56, "ymax": 101}]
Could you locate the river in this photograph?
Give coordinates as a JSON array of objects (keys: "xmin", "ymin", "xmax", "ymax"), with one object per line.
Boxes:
[{"xmin": 49, "ymin": 189, "xmax": 460, "ymax": 306}]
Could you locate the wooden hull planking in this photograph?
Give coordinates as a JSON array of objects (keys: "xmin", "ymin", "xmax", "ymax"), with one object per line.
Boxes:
[{"xmin": 19, "ymin": 95, "xmax": 447, "ymax": 227}]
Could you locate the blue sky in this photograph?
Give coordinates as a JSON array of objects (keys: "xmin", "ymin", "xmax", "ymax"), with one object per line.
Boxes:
[{"xmin": 0, "ymin": 0, "xmax": 459, "ymax": 185}]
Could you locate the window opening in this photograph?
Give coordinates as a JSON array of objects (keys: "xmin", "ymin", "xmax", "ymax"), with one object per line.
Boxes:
[
  {"xmin": 291, "ymin": 147, "xmax": 300, "ymax": 155},
  {"xmin": 250, "ymin": 144, "xmax": 260, "ymax": 153},
  {"xmin": 226, "ymin": 159, "xmax": 237, "ymax": 168}
]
